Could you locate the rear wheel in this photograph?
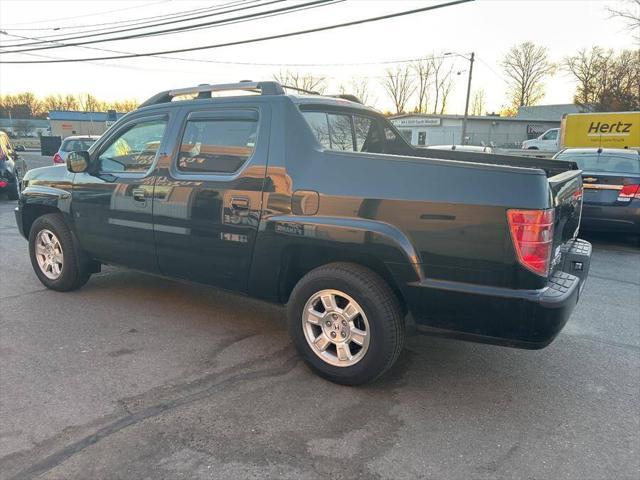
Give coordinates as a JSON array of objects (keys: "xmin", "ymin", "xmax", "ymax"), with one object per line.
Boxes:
[
  {"xmin": 287, "ymin": 262, "xmax": 405, "ymax": 385},
  {"xmin": 29, "ymin": 214, "xmax": 91, "ymax": 291}
]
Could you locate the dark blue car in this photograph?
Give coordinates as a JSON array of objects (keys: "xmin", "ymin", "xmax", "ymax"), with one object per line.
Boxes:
[{"xmin": 554, "ymin": 148, "xmax": 640, "ymax": 238}]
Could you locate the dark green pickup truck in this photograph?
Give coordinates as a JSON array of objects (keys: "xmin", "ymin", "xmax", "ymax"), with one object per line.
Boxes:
[{"xmin": 15, "ymin": 81, "xmax": 591, "ymax": 384}]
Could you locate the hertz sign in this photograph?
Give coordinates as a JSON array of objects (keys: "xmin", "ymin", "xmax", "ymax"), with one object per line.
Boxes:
[{"xmin": 561, "ymin": 112, "xmax": 640, "ymax": 149}]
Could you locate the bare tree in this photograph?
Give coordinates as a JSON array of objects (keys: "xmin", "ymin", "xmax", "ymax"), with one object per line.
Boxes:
[
  {"xmin": 470, "ymin": 88, "xmax": 486, "ymax": 116},
  {"xmin": 13, "ymin": 92, "xmax": 44, "ymax": 117},
  {"xmin": 412, "ymin": 59, "xmax": 434, "ymax": 113},
  {"xmin": 339, "ymin": 79, "xmax": 375, "ymax": 105},
  {"xmin": 109, "ymin": 99, "xmax": 139, "ymax": 112},
  {"xmin": 565, "ymin": 47, "xmax": 639, "ymax": 111},
  {"xmin": 77, "ymin": 93, "xmax": 104, "ymax": 112},
  {"xmin": 381, "ymin": 66, "xmax": 416, "ymax": 114},
  {"xmin": 273, "ymin": 70, "xmax": 327, "ymax": 94},
  {"xmin": 62, "ymin": 94, "xmax": 79, "ymax": 110},
  {"xmin": 564, "ymin": 46, "xmax": 610, "ymax": 107},
  {"xmin": 428, "ymin": 57, "xmax": 455, "ymax": 114},
  {"xmin": 501, "ymin": 42, "xmax": 556, "ymax": 107},
  {"xmin": 437, "ymin": 67, "xmax": 454, "ymax": 114},
  {"xmin": 607, "ymin": 0, "xmax": 640, "ymax": 42}
]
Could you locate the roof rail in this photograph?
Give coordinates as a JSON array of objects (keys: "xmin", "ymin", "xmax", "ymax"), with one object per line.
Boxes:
[
  {"xmin": 138, "ymin": 81, "xmax": 285, "ymax": 108},
  {"xmin": 330, "ymin": 94, "xmax": 362, "ymax": 104}
]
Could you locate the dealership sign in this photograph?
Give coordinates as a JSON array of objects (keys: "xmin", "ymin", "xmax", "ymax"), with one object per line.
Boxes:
[
  {"xmin": 527, "ymin": 124, "xmax": 547, "ymax": 136},
  {"xmin": 392, "ymin": 117, "xmax": 441, "ymax": 127}
]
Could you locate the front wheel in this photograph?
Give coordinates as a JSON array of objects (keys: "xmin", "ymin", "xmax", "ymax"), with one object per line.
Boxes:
[
  {"xmin": 287, "ymin": 263, "xmax": 405, "ymax": 385},
  {"xmin": 29, "ymin": 214, "xmax": 91, "ymax": 291}
]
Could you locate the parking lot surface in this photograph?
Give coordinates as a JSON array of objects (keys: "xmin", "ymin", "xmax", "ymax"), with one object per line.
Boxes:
[{"xmin": 1, "ymin": 153, "xmax": 639, "ymax": 480}]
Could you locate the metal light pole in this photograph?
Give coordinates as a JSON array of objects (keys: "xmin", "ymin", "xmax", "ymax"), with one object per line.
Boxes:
[{"xmin": 460, "ymin": 52, "xmax": 475, "ymax": 145}]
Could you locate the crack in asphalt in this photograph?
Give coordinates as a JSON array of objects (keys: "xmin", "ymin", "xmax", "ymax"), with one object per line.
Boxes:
[
  {"xmin": 0, "ymin": 288, "xmax": 48, "ymax": 301},
  {"xmin": 5, "ymin": 352, "xmax": 299, "ymax": 480}
]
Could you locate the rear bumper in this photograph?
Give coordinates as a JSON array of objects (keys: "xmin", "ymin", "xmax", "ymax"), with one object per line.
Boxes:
[
  {"xmin": 406, "ymin": 239, "xmax": 592, "ymax": 349},
  {"xmin": 580, "ymin": 203, "xmax": 640, "ymax": 234}
]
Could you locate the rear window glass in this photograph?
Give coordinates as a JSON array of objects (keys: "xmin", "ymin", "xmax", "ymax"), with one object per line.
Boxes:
[
  {"xmin": 178, "ymin": 119, "xmax": 257, "ymax": 174},
  {"xmin": 62, "ymin": 139, "xmax": 96, "ymax": 151},
  {"xmin": 556, "ymin": 153, "xmax": 640, "ymax": 174}
]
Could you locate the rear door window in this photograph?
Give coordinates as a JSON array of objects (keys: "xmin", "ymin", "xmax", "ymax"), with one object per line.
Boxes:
[
  {"xmin": 177, "ymin": 117, "xmax": 258, "ymax": 174},
  {"xmin": 301, "ymin": 108, "xmax": 408, "ymax": 155},
  {"xmin": 302, "ymin": 112, "xmax": 331, "ymax": 149}
]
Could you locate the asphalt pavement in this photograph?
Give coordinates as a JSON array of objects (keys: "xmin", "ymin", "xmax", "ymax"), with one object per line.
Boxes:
[{"xmin": 1, "ymin": 152, "xmax": 639, "ymax": 480}]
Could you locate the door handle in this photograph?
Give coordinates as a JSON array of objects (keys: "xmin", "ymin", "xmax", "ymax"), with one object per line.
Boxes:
[
  {"xmin": 132, "ymin": 188, "xmax": 146, "ymax": 202},
  {"xmin": 231, "ymin": 196, "xmax": 250, "ymax": 210}
]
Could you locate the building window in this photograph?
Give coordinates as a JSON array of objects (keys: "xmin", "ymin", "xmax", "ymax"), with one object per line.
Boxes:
[{"xmin": 399, "ymin": 129, "xmax": 412, "ymax": 143}]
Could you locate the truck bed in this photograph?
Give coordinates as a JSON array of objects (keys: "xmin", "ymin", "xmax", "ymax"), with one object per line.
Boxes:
[{"xmin": 409, "ymin": 147, "xmax": 579, "ymax": 178}]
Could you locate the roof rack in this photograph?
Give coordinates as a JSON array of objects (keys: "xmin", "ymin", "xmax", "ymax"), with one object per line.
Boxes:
[
  {"xmin": 330, "ymin": 94, "xmax": 362, "ymax": 104},
  {"xmin": 138, "ymin": 81, "xmax": 285, "ymax": 108}
]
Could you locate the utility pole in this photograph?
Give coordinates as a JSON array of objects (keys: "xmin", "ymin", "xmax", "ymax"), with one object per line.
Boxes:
[{"xmin": 460, "ymin": 51, "xmax": 475, "ymax": 145}]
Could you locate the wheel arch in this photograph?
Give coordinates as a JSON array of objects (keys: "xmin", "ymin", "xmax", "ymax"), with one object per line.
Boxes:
[
  {"xmin": 248, "ymin": 215, "xmax": 424, "ymax": 314},
  {"xmin": 18, "ymin": 185, "xmax": 72, "ymax": 238}
]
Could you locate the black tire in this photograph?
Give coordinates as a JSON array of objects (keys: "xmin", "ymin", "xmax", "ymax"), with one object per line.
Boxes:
[
  {"xmin": 287, "ymin": 262, "xmax": 405, "ymax": 385},
  {"xmin": 29, "ymin": 213, "xmax": 92, "ymax": 291}
]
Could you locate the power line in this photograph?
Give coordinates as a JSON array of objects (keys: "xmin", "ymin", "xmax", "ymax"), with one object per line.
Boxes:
[
  {"xmin": 4, "ymin": 0, "xmax": 172, "ymax": 27},
  {"xmin": 0, "ymin": 0, "xmax": 254, "ymax": 41},
  {"xmin": 1, "ymin": 28, "xmax": 450, "ymax": 68},
  {"xmin": 0, "ymin": 0, "xmax": 291, "ymax": 52},
  {"xmin": 0, "ymin": 0, "xmax": 474, "ymax": 64},
  {"xmin": 476, "ymin": 56, "xmax": 509, "ymax": 84},
  {"xmin": 0, "ymin": 1, "xmax": 345, "ymax": 61}
]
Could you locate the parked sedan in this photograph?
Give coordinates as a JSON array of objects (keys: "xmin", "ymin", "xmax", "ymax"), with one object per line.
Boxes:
[
  {"xmin": 554, "ymin": 148, "xmax": 640, "ymax": 237},
  {"xmin": 53, "ymin": 135, "xmax": 99, "ymax": 165}
]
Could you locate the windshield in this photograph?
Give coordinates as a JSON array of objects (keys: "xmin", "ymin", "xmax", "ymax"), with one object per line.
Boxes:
[
  {"xmin": 556, "ymin": 152, "xmax": 640, "ymax": 174},
  {"xmin": 61, "ymin": 139, "xmax": 97, "ymax": 151}
]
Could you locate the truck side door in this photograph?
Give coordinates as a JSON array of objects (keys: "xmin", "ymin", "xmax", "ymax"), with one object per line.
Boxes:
[
  {"xmin": 72, "ymin": 113, "xmax": 171, "ymax": 272},
  {"xmin": 153, "ymin": 105, "xmax": 269, "ymax": 292}
]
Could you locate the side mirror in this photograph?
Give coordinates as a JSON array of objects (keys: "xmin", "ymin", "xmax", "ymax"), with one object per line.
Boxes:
[{"xmin": 66, "ymin": 150, "xmax": 91, "ymax": 173}]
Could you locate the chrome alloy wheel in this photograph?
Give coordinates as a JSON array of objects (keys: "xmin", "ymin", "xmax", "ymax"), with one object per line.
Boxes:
[
  {"xmin": 302, "ymin": 289, "xmax": 370, "ymax": 367},
  {"xmin": 35, "ymin": 229, "xmax": 64, "ymax": 280}
]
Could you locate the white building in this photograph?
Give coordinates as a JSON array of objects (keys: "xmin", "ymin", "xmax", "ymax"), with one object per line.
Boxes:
[{"xmin": 390, "ymin": 104, "xmax": 585, "ymax": 148}]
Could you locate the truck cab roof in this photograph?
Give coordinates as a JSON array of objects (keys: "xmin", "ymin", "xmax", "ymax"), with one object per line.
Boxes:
[{"xmin": 135, "ymin": 80, "xmax": 376, "ymax": 115}]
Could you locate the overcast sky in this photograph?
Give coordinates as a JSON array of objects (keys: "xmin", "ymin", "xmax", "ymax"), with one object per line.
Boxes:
[{"xmin": 0, "ymin": 0, "xmax": 635, "ymax": 114}]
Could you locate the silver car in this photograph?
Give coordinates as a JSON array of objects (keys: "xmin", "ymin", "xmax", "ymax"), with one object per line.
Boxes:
[{"xmin": 53, "ymin": 135, "xmax": 99, "ymax": 165}]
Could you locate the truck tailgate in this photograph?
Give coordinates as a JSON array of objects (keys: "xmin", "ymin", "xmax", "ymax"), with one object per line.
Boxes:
[{"xmin": 548, "ymin": 169, "xmax": 583, "ymax": 266}]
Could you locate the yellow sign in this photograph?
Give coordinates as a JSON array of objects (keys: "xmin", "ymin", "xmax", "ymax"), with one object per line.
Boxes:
[{"xmin": 561, "ymin": 112, "xmax": 640, "ymax": 149}]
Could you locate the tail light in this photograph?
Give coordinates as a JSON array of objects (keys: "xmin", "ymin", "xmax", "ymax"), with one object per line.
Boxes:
[
  {"xmin": 507, "ymin": 209, "xmax": 555, "ymax": 276},
  {"xmin": 0, "ymin": 180, "xmax": 7, "ymax": 188},
  {"xmin": 53, "ymin": 153, "xmax": 63, "ymax": 164},
  {"xmin": 617, "ymin": 184, "xmax": 640, "ymax": 202}
]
